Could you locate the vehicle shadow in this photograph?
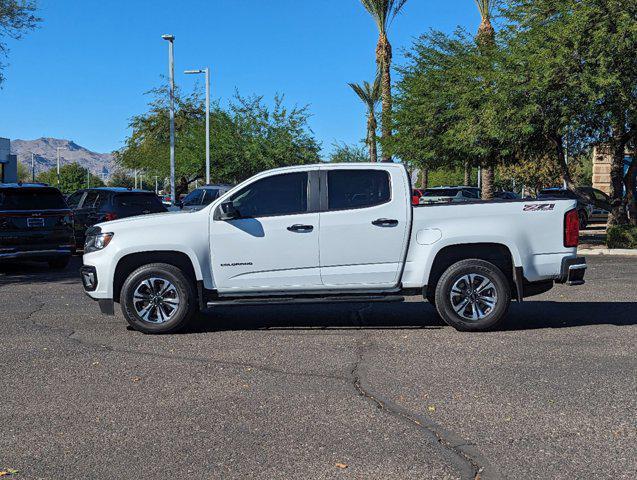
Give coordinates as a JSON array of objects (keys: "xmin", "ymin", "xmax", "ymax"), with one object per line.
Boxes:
[
  {"xmin": 0, "ymin": 255, "xmax": 82, "ymax": 286},
  {"xmin": 189, "ymin": 300, "xmax": 637, "ymax": 333}
]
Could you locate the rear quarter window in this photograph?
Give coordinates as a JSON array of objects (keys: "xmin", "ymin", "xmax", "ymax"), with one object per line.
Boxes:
[{"xmin": 0, "ymin": 188, "xmax": 67, "ymax": 210}]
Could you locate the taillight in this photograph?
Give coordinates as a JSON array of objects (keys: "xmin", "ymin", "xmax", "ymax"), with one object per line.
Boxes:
[
  {"xmin": 564, "ymin": 209, "xmax": 579, "ymax": 247},
  {"xmin": 104, "ymin": 212, "xmax": 118, "ymax": 221}
]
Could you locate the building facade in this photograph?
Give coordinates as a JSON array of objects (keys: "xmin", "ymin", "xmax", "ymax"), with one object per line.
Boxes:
[
  {"xmin": 0, "ymin": 137, "xmax": 18, "ymax": 183},
  {"xmin": 592, "ymin": 145, "xmax": 635, "ymax": 196}
]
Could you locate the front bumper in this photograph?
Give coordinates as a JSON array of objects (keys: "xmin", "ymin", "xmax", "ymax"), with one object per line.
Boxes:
[
  {"xmin": 556, "ymin": 256, "xmax": 587, "ymax": 285},
  {"xmin": 80, "ymin": 265, "xmax": 115, "ymax": 315}
]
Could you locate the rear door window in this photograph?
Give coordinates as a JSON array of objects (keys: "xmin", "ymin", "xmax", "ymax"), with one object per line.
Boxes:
[
  {"xmin": 327, "ymin": 170, "xmax": 390, "ymax": 210},
  {"xmin": 114, "ymin": 193, "xmax": 166, "ymax": 215},
  {"xmin": 0, "ymin": 188, "xmax": 67, "ymax": 210}
]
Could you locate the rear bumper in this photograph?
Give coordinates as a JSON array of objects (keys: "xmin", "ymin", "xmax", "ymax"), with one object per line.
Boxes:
[
  {"xmin": 556, "ymin": 256, "xmax": 587, "ymax": 285},
  {"xmin": 0, "ymin": 247, "xmax": 72, "ymax": 261}
]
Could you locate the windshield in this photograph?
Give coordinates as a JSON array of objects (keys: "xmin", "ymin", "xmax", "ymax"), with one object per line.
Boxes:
[
  {"xmin": 539, "ymin": 190, "xmax": 575, "ymax": 199},
  {"xmin": 0, "ymin": 188, "xmax": 67, "ymax": 210},
  {"xmin": 422, "ymin": 189, "xmax": 461, "ymax": 197}
]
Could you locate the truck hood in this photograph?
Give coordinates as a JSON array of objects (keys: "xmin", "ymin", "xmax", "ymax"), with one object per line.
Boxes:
[{"xmin": 95, "ymin": 210, "xmax": 199, "ymax": 231}]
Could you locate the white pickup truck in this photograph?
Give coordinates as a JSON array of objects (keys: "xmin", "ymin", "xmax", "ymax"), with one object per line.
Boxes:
[{"xmin": 80, "ymin": 163, "xmax": 586, "ymax": 333}]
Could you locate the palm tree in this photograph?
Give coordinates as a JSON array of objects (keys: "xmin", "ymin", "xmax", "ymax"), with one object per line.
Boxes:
[
  {"xmin": 360, "ymin": 0, "xmax": 408, "ymax": 162},
  {"xmin": 475, "ymin": 0, "xmax": 496, "ymax": 199},
  {"xmin": 349, "ymin": 75, "xmax": 381, "ymax": 162}
]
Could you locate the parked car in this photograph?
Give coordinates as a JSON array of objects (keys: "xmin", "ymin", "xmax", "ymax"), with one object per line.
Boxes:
[
  {"xmin": 494, "ymin": 191, "xmax": 520, "ymax": 200},
  {"xmin": 578, "ymin": 186, "xmax": 611, "ymax": 222},
  {"xmin": 173, "ymin": 184, "xmax": 234, "ymax": 212},
  {"xmin": 0, "ymin": 183, "xmax": 74, "ymax": 269},
  {"xmin": 66, "ymin": 187, "xmax": 167, "ymax": 246},
  {"xmin": 418, "ymin": 186, "xmax": 481, "ymax": 204},
  {"xmin": 538, "ymin": 188, "xmax": 592, "ymax": 228},
  {"xmin": 81, "ymin": 163, "xmax": 586, "ymax": 334}
]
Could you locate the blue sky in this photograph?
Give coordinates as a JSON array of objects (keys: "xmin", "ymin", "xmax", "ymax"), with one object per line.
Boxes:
[{"xmin": 0, "ymin": 0, "xmax": 481, "ymax": 157}]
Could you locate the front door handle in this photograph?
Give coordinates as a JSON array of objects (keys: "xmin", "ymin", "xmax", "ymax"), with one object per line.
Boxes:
[
  {"xmin": 287, "ymin": 224, "xmax": 314, "ymax": 232},
  {"xmin": 372, "ymin": 218, "xmax": 399, "ymax": 227}
]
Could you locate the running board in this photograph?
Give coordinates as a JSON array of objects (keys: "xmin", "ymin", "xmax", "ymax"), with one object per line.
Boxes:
[{"xmin": 207, "ymin": 294, "xmax": 405, "ymax": 307}]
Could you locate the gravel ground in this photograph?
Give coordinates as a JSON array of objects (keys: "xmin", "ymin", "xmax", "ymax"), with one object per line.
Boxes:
[{"xmin": 0, "ymin": 255, "xmax": 635, "ymax": 479}]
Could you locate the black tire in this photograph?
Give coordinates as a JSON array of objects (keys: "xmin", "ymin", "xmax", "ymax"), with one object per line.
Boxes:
[
  {"xmin": 434, "ymin": 259, "xmax": 511, "ymax": 332},
  {"xmin": 578, "ymin": 210, "xmax": 588, "ymax": 230},
  {"xmin": 120, "ymin": 263, "xmax": 197, "ymax": 334},
  {"xmin": 48, "ymin": 257, "xmax": 70, "ymax": 269}
]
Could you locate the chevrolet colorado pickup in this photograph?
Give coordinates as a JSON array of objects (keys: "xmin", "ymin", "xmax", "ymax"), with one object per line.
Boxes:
[{"xmin": 81, "ymin": 163, "xmax": 586, "ymax": 333}]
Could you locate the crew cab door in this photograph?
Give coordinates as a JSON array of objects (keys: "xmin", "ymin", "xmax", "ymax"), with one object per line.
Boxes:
[
  {"xmin": 319, "ymin": 166, "xmax": 410, "ymax": 287},
  {"xmin": 209, "ymin": 171, "xmax": 321, "ymax": 293}
]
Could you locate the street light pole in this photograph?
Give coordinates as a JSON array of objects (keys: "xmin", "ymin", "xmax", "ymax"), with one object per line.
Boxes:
[
  {"xmin": 56, "ymin": 147, "xmax": 62, "ymax": 186},
  {"xmin": 184, "ymin": 67, "xmax": 211, "ymax": 184},
  {"xmin": 162, "ymin": 34, "xmax": 176, "ymax": 205},
  {"xmin": 31, "ymin": 153, "xmax": 35, "ymax": 182}
]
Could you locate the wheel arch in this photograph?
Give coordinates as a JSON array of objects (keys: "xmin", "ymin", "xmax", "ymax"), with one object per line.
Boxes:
[
  {"xmin": 113, "ymin": 250, "xmax": 200, "ymax": 303},
  {"xmin": 424, "ymin": 242, "xmax": 517, "ymax": 300}
]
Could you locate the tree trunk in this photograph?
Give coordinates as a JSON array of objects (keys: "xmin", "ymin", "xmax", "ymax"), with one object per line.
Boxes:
[
  {"xmin": 367, "ymin": 113, "xmax": 378, "ymax": 163},
  {"xmin": 624, "ymin": 156, "xmax": 637, "ymax": 225},
  {"xmin": 377, "ymin": 33, "xmax": 393, "ymax": 162},
  {"xmin": 464, "ymin": 161, "xmax": 471, "ymax": 185},
  {"xmin": 420, "ymin": 167, "xmax": 429, "ymax": 189},
  {"xmin": 481, "ymin": 165, "xmax": 494, "ymax": 199},
  {"xmin": 608, "ymin": 129, "xmax": 629, "ymax": 226}
]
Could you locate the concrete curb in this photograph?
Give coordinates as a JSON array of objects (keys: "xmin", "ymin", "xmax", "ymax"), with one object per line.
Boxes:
[{"xmin": 578, "ymin": 248, "xmax": 637, "ymax": 256}]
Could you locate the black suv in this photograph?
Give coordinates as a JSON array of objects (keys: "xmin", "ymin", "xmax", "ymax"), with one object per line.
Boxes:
[
  {"xmin": 0, "ymin": 183, "xmax": 75, "ymax": 269},
  {"xmin": 66, "ymin": 187, "xmax": 167, "ymax": 246}
]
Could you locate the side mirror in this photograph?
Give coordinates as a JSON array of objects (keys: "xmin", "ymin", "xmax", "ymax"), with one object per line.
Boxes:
[{"xmin": 219, "ymin": 201, "xmax": 240, "ymax": 220}]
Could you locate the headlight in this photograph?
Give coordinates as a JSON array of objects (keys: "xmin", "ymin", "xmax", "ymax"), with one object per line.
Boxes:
[{"xmin": 84, "ymin": 232, "xmax": 114, "ymax": 253}]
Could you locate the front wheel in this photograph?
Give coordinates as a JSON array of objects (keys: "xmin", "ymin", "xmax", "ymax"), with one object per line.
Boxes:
[
  {"xmin": 120, "ymin": 263, "xmax": 197, "ymax": 334},
  {"xmin": 434, "ymin": 259, "xmax": 511, "ymax": 331}
]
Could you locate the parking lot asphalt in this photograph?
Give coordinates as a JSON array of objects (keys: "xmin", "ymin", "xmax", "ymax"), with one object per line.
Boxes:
[{"xmin": 1, "ymin": 255, "xmax": 635, "ymax": 480}]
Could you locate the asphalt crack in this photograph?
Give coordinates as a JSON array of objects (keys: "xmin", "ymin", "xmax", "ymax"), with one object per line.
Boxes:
[{"xmin": 350, "ymin": 333, "xmax": 501, "ymax": 480}]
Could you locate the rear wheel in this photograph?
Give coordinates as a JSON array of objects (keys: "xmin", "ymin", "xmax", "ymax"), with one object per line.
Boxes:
[
  {"xmin": 120, "ymin": 263, "xmax": 197, "ymax": 334},
  {"xmin": 434, "ymin": 259, "xmax": 511, "ymax": 331}
]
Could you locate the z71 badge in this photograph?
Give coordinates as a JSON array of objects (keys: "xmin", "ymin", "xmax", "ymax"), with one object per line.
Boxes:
[{"xmin": 523, "ymin": 203, "xmax": 556, "ymax": 211}]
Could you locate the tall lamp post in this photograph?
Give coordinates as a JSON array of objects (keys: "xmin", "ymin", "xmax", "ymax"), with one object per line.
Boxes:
[
  {"xmin": 56, "ymin": 147, "xmax": 63, "ymax": 186},
  {"xmin": 162, "ymin": 34, "xmax": 176, "ymax": 205},
  {"xmin": 184, "ymin": 67, "xmax": 210, "ymax": 184}
]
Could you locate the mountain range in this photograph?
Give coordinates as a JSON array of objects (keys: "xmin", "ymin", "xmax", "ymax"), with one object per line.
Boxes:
[{"xmin": 10, "ymin": 138, "xmax": 115, "ymax": 179}]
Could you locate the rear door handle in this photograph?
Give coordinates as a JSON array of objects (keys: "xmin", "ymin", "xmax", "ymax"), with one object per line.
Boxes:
[
  {"xmin": 372, "ymin": 218, "xmax": 399, "ymax": 227},
  {"xmin": 287, "ymin": 224, "xmax": 314, "ymax": 232}
]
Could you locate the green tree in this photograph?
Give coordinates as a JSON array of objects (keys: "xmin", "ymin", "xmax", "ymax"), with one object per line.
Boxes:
[
  {"xmin": 116, "ymin": 86, "xmax": 320, "ymax": 195},
  {"xmin": 17, "ymin": 161, "xmax": 31, "ymax": 182},
  {"xmin": 348, "ymin": 74, "xmax": 381, "ymax": 162},
  {"xmin": 392, "ymin": 30, "xmax": 517, "ymax": 191},
  {"xmin": 107, "ymin": 169, "xmax": 135, "ymax": 189},
  {"xmin": 329, "ymin": 142, "xmax": 369, "ymax": 163},
  {"xmin": 501, "ymin": 0, "xmax": 637, "ymax": 224},
  {"xmin": 0, "ymin": 0, "xmax": 40, "ymax": 85},
  {"xmin": 474, "ymin": 0, "xmax": 498, "ymax": 199},
  {"xmin": 36, "ymin": 162, "xmax": 104, "ymax": 194},
  {"xmin": 360, "ymin": 0, "xmax": 408, "ymax": 162}
]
